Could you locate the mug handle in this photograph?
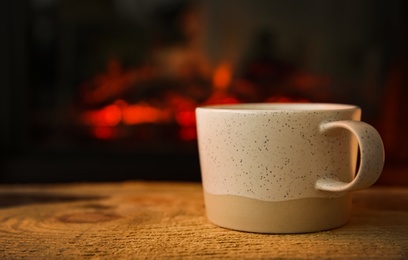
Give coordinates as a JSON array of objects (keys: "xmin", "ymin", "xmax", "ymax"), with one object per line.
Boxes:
[{"xmin": 315, "ymin": 120, "xmax": 385, "ymax": 192}]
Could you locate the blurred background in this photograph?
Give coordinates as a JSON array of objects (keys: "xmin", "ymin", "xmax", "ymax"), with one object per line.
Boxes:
[{"xmin": 1, "ymin": 0, "xmax": 407, "ymax": 184}]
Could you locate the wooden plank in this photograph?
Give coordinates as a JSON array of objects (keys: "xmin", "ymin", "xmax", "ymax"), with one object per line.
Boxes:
[{"xmin": 0, "ymin": 182, "xmax": 407, "ymax": 259}]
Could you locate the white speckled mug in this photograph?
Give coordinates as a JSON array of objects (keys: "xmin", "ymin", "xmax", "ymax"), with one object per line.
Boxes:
[{"xmin": 196, "ymin": 103, "xmax": 384, "ymax": 233}]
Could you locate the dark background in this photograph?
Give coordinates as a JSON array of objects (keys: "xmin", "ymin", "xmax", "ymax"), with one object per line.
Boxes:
[{"xmin": 1, "ymin": 0, "xmax": 407, "ymax": 184}]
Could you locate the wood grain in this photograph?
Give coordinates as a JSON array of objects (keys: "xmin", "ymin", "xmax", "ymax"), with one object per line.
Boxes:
[{"xmin": 0, "ymin": 182, "xmax": 407, "ymax": 259}]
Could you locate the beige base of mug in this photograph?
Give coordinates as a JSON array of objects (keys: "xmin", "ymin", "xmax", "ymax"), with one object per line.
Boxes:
[{"xmin": 204, "ymin": 191, "xmax": 352, "ymax": 234}]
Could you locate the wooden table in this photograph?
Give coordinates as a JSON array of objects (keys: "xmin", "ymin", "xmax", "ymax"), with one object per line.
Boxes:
[{"xmin": 0, "ymin": 182, "xmax": 407, "ymax": 259}]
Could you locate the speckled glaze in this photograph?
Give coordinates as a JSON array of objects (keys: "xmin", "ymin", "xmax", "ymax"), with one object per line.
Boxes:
[
  {"xmin": 196, "ymin": 103, "xmax": 384, "ymax": 201},
  {"xmin": 196, "ymin": 103, "xmax": 385, "ymax": 233}
]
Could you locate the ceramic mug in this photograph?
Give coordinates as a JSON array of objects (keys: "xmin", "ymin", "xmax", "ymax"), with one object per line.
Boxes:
[{"xmin": 196, "ymin": 103, "xmax": 384, "ymax": 233}]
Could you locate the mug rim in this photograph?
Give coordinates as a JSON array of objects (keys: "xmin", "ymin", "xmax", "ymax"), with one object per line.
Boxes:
[{"xmin": 196, "ymin": 103, "xmax": 359, "ymax": 112}]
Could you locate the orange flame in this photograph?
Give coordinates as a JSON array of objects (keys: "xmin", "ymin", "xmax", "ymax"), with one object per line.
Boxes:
[
  {"xmin": 80, "ymin": 60, "xmax": 241, "ymax": 140},
  {"xmin": 81, "ymin": 104, "xmax": 121, "ymax": 127},
  {"xmin": 122, "ymin": 102, "xmax": 170, "ymax": 125},
  {"xmin": 213, "ymin": 61, "xmax": 232, "ymax": 90},
  {"xmin": 81, "ymin": 99, "xmax": 172, "ymax": 128}
]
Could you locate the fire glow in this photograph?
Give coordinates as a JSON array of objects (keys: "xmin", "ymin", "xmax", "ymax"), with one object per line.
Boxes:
[
  {"xmin": 80, "ymin": 61, "xmax": 239, "ymax": 140},
  {"xmin": 81, "ymin": 100, "xmax": 171, "ymax": 127},
  {"xmin": 81, "ymin": 99, "xmax": 196, "ymax": 140},
  {"xmin": 80, "ymin": 59, "xmax": 310, "ymax": 140}
]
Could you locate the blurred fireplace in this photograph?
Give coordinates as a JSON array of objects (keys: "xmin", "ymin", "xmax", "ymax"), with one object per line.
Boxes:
[{"xmin": 1, "ymin": 0, "xmax": 407, "ymax": 183}]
